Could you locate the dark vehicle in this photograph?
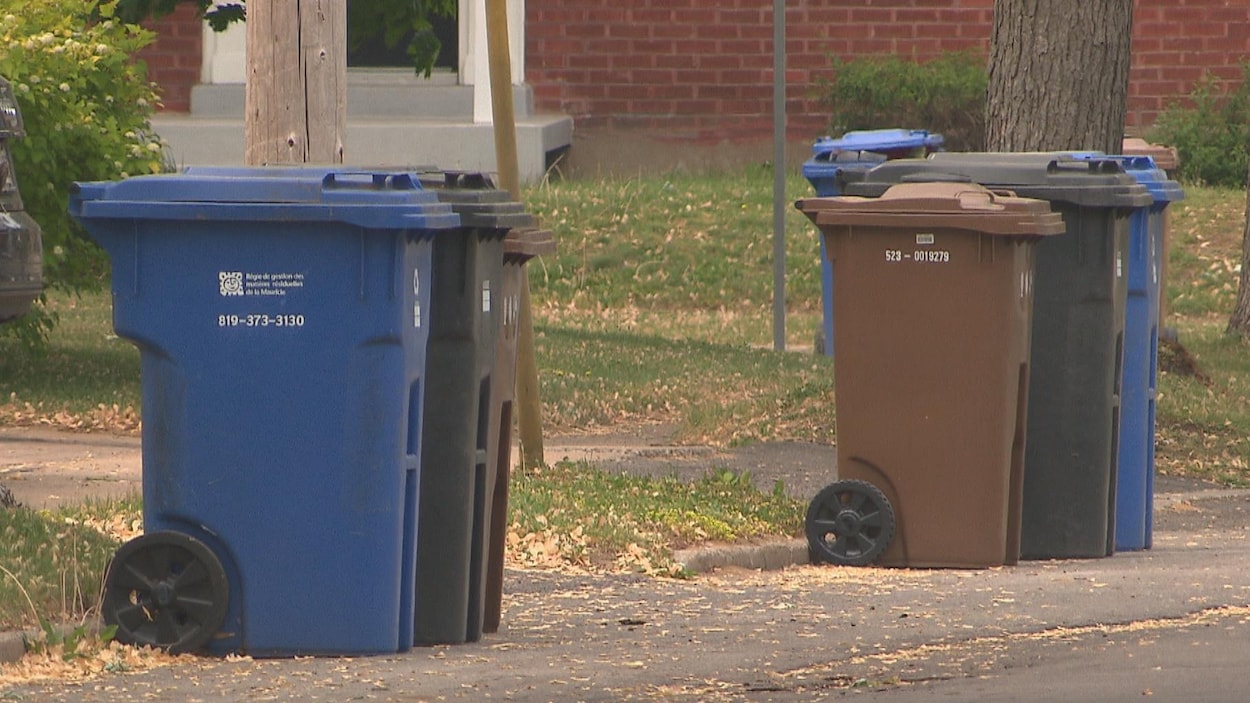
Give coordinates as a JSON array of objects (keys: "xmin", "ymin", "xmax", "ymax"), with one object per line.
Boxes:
[{"xmin": 0, "ymin": 76, "xmax": 41, "ymax": 323}]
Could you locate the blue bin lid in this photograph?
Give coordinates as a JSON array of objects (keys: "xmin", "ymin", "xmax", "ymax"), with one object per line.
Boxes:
[
  {"xmin": 1071, "ymin": 154, "xmax": 1184, "ymax": 205},
  {"xmin": 69, "ymin": 167, "xmax": 462, "ymax": 230},
  {"xmin": 802, "ymin": 150, "xmax": 889, "ymax": 179},
  {"xmin": 812, "ymin": 129, "xmax": 944, "ymax": 159}
]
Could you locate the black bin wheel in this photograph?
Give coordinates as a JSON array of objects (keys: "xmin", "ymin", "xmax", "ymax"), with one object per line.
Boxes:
[
  {"xmin": 806, "ymin": 479, "xmax": 895, "ymax": 567},
  {"xmin": 101, "ymin": 531, "xmax": 229, "ymax": 654}
]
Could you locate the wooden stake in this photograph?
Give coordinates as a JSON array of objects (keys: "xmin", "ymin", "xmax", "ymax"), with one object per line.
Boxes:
[{"xmin": 485, "ymin": 0, "xmax": 545, "ymax": 469}]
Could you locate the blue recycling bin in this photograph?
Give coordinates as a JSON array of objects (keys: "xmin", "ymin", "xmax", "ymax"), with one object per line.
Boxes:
[
  {"xmin": 70, "ymin": 168, "xmax": 460, "ymax": 656},
  {"xmin": 1100, "ymin": 156, "xmax": 1183, "ymax": 551},
  {"xmin": 802, "ymin": 129, "xmax": 943, "ymax": 355}
]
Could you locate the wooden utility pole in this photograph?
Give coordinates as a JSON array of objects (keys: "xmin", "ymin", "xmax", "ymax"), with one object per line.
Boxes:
[
  {"xmin": 242, "ymin": 1, "xmax": 543, "ymax": 464},
  {"xmin": 245, "ymin": 0, "xmax": 346, "ymax": 165}
]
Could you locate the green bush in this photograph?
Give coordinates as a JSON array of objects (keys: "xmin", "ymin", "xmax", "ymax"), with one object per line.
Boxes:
[
  {"xmin": 0, "ymin": 1, "xmax": 164, "ymax": 342},
  {"xmin": 1148, "ymin": 65, "xmax": 1250, "ymax": 187},
  {"xmin": 819, "ymin": 52, "xmax": 988, "ymax": 151}
]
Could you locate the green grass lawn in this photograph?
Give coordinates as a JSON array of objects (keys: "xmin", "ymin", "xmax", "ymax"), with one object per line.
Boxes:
[{"xmin": 1154, "ymin": 184, "xmax": 1250, "ymax": 485}]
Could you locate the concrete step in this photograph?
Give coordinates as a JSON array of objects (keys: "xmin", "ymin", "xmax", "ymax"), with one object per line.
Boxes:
[
  {"xmin": 150, "ymin": 112, "xmax": 572, "ymax": 181},
  {"xmin": 162, "ymin": 73, "xmax": 566, "ymax": 180},
  {"xmin": 190, "ymin": 71, "xmax": 534, "ymax": 120}
]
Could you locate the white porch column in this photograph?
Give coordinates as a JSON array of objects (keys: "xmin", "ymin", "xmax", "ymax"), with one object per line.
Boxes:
[
  {"xmin": 463, "ymin": 0, "xmax": 525, "ymax": 124},
  {"xmin": 201, "ymin": 6, "xmax": 247, "ymax": 83}
]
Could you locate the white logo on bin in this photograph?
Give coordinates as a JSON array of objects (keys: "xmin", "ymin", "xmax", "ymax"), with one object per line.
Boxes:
[
  {"xmin": 219, "ymin": 271, "xmax": 244, "ymax": 297},
  {"xmin": 482, "ymin": 279, "xmax": 492, "ymax": 313},
  {"xmin": 413, "ymin": 268, "xmax": 422, "ymax": 328}
]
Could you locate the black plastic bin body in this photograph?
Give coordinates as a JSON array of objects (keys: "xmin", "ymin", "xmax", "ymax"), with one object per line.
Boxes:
[
  {"xmin": 415, "ymin": 173, "xmax": 536, "ymax": 646},
  {"xmin": 843, "ymin": 154, "xmax": 1152, "ymax": 559}
]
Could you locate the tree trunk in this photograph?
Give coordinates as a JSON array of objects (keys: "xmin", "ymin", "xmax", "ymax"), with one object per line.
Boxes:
[
  {"xmin": 1226, "ymin": 162, "xmax": 1250, "ymax": 336},
  {"xmin": 985, "ymin": 0, "xmax": 1134, "ymax": 153},
  {"xmin": 245, "ymin": 0, "xmax": 347, "ymax": 165}
]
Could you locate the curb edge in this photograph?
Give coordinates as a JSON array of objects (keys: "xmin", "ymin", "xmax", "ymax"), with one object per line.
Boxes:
[
  {"xmin": 675, "ymin": 538, "xmax": 811, "ymax": 574},
  {"xmin": 0, "ymin": 630, "xmax": 26, "ymax": 665}
]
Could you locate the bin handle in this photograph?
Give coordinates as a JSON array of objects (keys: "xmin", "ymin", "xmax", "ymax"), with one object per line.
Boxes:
[
  {"xmin": 954, "ymin": 189, "xmax": 1010, "ymax": 211},
  {"xmin": 898, "ymin": 172, "xmax": 972, "ymax": 184},
  {"xmin": 1048, "ymin": 157, "xmax": 1121, "ymax": 175},
  {"xmin": 436, "ymin": 171, "xmax": 497, "ymax": 189},
  {"xmin": 322, "ymin": 172, "xmax": 420, "ymax": 192}
]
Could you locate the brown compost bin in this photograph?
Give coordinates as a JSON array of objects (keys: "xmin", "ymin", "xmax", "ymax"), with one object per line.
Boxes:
[
  {"xmin": 480, "ymin": 227, "xmax": 555, "ymax": 634},
  {"xmin": 796, "ymin": 182, "xmax": 1064, "ymax": 568}
]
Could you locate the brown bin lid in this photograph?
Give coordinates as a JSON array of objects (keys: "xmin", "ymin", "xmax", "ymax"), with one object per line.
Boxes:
[
  {"xmin": 1121, "ymin": 137, "xmax": 1179, "ymax": 171},
  {"xmin": 796, "ymin": 182, "xmax": 1066, "ymax": 236},
  {"xmin": 504, "ymin": 227, "xmax": 556, "ymax": 259}
]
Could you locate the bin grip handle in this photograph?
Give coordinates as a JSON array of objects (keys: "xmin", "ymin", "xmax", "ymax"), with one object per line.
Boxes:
[
  {"xmin": 955, "ymin": 189, "xmax": 997, "ymax": 209},
  {"xmin": 951, "ymin": 188, "xmax": 1025, "ymax": 211},
  {"xmin": 322, "ymin": 172, "xmax": 420, "ymax": 192},
  {"xmin": 1048, "ymin": 156, "xmax": 1121, "ymax": 174},
  {"xmin": 898, "ymin": 172, "xmax": 973, "ymax": 184},
  {"xmin": 428, "ymin": 171, "xmax": 497, "ymax": 190}
]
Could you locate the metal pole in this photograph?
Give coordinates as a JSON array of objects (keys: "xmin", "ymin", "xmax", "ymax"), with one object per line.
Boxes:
[{"xmin": 772, "ymin": 0, "xmax": 787, "ymax": 351}]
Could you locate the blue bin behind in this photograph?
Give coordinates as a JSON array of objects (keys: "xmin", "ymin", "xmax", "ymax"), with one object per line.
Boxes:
[
  {"xmin": 1107, "ymin": 157, "xmax": 1183, "ymax": 551},
  {"xmin": 801, "ymin": 130, "xmax": 943, "ymax": 356},
  {"xmin": 70, "ymin": 169, "xmax": 460, "ymax": 656}
]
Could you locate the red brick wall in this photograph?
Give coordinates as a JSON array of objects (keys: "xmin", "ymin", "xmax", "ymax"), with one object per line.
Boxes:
[
  {"xmin": 526, "ymin": 0, "xmax": 1250, "ymax": 143},
  {"xmin": 144, "ymin": 0, "xmax": 1250, "ymax": 143},
  {"xmin": 1130, "ymin": 1, "xmax": 1250, "ymax": 127},
  {"xmin": 136, "ymin": 4, "xmax": 204, "ymax": 113}
]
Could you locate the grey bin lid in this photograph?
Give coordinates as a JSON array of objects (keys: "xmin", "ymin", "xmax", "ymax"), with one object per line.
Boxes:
[
  {"xmin": 419, "ymin": 171, "xmax": 538, "ymax": 231},
  {"xmin": 843, "ymin": 153, "xmax": 1154, "ymax": 209},
  {"xmin": 797, "ymin": 182, "xmax": 1067, "ymax": 237}
]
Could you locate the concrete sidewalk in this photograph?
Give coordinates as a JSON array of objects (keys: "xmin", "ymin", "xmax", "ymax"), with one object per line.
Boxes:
[
  {"xmin": 0, "ymin": 423, "xmax": 844, "ymax": 510},
  {"xmin": 1, "ymin": 424, "xmax": 1237, "ymax": 579},
  {"xmin": 3, "ymin": 424, "xmax": 1229, "ymax": 579},
  {"xmin": 5, "ymin": 423, "xmax": 1229, "ymax": 510}
]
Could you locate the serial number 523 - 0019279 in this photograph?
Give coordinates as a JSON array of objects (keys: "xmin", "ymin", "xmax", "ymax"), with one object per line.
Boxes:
[{"xmin": 885, "ymin": 249, "xmax": 951, "ymax": 263}]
